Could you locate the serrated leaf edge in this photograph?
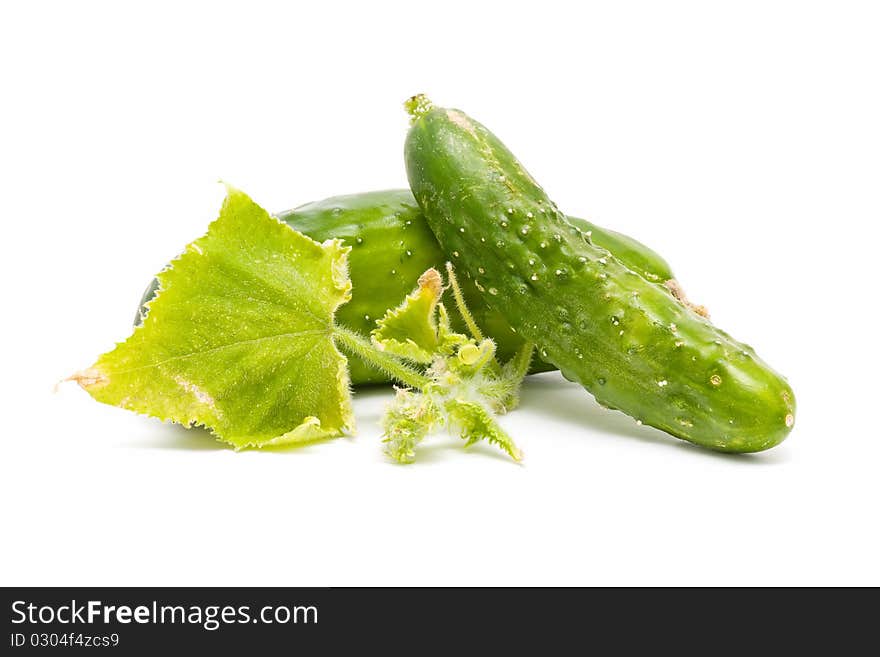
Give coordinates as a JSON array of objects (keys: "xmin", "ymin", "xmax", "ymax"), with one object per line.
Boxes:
[
  {"xmin": 73, "ymin": 186, "xmax": 357, "ymax": 449},
  {"xmin": 371, "ymin": 268, "xmax": 443, "ymax": 363}
]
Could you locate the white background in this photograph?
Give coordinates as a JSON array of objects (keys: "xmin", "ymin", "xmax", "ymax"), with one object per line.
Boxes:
[{"xmin": 1, "ymin": 1, "xmax": 878, "ymax": 586}]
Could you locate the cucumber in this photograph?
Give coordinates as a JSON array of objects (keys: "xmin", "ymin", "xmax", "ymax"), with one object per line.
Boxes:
[
  {"xmin": 136, "ymin": 189, "xmax": 677, "ymax": 386},
  {"xmin": 283, "ymin": 191, "xmax": 676, "ymax": 381},
  {"xmin": 404, "ymin": 97, "xmax": 795, "ymax": 452}
]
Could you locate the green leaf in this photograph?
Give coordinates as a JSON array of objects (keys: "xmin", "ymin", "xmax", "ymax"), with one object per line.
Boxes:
[
  {"xmin": 72, "ymin": 186, "xmax": 354, "ymax": 448},
  {"xmin": 371, "ymin": 268, "xmax": 465, "ymax": 363},
  {"xmin": 371, "ymin": 265, "xmax": 530, "ymax": 464},
  {"xmin": 446, "ymin": 399, "xmax": 523, "ymax": 462}
]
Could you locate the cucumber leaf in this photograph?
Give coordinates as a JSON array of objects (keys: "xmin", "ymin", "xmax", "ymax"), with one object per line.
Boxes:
[
  {"xmin": 371, "ymin": 268, "xmax": 466, "ymax": 363},
  {"xmin": 376, "ymin": 267, "xmax": 529, "ymax": 464},
  {"xmin": 446, "ymin": 398, "xmax": 522, "ymax": 462},
  {"xmin": 71, "ymin": 186, "xmax": 354, "ymax": 448}
]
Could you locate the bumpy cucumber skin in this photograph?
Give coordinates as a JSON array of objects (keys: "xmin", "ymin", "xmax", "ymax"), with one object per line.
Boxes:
[
  {"xmin": 585, "ymin": 225, "xmax": 670, "ymax": 283},
  {"xmin": 405, "ymin": 105, "xmax": 795, "ymax": 452},
  {"xmin": 138, "ymin": 189, "xmax": 674, "ymax": 386},
  {"xmin": 281, "ymin": 191, "xmax": 673, "ymax": 383}
]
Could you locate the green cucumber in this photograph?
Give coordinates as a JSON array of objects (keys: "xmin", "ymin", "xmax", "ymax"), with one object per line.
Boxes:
[
  {"xmin": 136, "ymin": 189, "xmax": 677, "ymax": 386},
  {"xmin": 282, "ymin": 191, "xmax": 676, "ymax": 382},
  {"xmin": 404, "ymin": 97, "xmax": 795, "ymax": 452}
]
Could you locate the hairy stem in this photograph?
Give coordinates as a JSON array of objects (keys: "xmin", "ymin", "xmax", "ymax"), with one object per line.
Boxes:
[
  {"xmin": 333, "ymin": 325, "xmax": 430, "ymax": 390},
  {"xmin": 445, "ymin": 262, "xmax": 484, "ymax": 341},
  {"xmin": 501, "ymin": 341, "xmax": 535, "ymax": 410},
  {"xmin": 443, "ymin": 262, "xmax": 507, "ymax": 380},
  {"xmin": 508, "ymin": 341, "xmax": 535, "ymax": 384}
]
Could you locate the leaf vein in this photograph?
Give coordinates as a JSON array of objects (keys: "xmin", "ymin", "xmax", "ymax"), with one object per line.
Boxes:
[{"xmin": 105, "ymin": 329, "xmax": 330, "ymax": 376}]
